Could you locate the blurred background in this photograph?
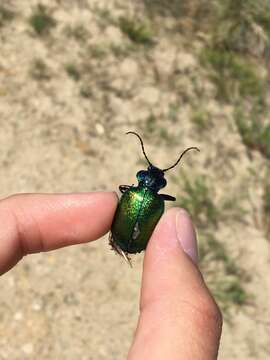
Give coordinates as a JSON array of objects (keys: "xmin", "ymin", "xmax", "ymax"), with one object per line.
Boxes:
[{"xmin": 0, "ymin": 0, "xmax": 270, "ymax": 359}]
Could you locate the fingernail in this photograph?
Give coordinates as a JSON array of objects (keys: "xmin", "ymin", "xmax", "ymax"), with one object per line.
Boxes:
[{"xmin": 175, "ymin": 209, "xmax": 198, "ymax": 264}]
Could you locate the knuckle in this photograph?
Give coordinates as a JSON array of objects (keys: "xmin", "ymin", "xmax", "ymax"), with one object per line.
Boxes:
[{"xmin": 194, "ymin": 293, "xmax": 223, "ymax": 333}]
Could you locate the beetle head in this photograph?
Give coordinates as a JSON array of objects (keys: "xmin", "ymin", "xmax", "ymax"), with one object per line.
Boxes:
[{"xmin": 136, "ymin": 166, "xmax": 167, "ymax": 190}]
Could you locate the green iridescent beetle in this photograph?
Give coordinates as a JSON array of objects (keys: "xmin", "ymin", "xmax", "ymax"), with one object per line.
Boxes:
[{"xmin": 109, "ymin": 132, "xmax": 199, "ymax": 263}]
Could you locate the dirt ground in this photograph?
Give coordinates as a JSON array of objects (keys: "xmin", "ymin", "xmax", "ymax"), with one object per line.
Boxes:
[{"xmin": 0, "ymin": 1, "xmax": 270, "ymax": 359}]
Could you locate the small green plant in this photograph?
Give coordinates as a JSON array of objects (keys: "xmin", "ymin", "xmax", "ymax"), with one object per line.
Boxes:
[
  {"xmin": 65, "ymin": 64, "xmax": 81, "ymax": 81},
  {"xmin": 110, "ymin": 44, "xmax": 132, "ymax": 58},
  {"xmin": 89, "ymin": 45, "xmax": 108, "ymax": 60},
  {"xmin": 191, "ymin": 110, "xmax": 211, "ymax": 130},
  {"xmin": 29, "ymin": 4, "xmax": 56, "ymax": 35},
  {"xmin": 64, "ymin": 24, "xmax": 88, "ymax": 42},
  {"xmin": 80, "ymin": 85, "xmax": 93, "ymax": 98},
  {"xmin": 168, "ymin": 103, "xmax": 179, "ymax": 122},
  {"xmin": 30, "ymin": 59, "xmax": 51, "ymax": 81},
  {"xmin": 93, "ymin": 6, "xmax": 115, "ymax": 27},
  {"xmin": 212, "ymin": 0, "xmax": 270, "ymax": 57},
  {"xmin": 144, "ymin": 114, "xmax": 156, "ymax": 134},
  {"xmin": 199, "ymin": 232, "xmax": 248, "ymax": 315},
  {"xmin": 220, "ymin": 195, "xmax": 248, "ymax": 223},
  {"xmin": 256, "ymin": 10, "xmax": 270, "ymax": 37},
  {"xmin": 158, "ymin": 127, "xmax": 171, "ymax": 143},
  {"xmin": 180, "ymin": 176, "xmax": 218, "ymax": 228},
  {"xmin": 143, "ymin": 0, "xmax": 185, "ymax": 18},
  {"xmin": 119, "ymin": 17, "xmax": 154, "ymax": 45},
  {"xmin": 263, "ymin": 183, "xmax": 270, "ymax": 216},
  {"xmin": 200, "ymin": 48, "xmax": 265, "ymax": 101},
  {"xmin": 214, "ymin": 279, "xmax": 248, "ymax": 312},
  {"xmin": 235, "ymin": 108, "xmax": 270, "ymax": 159},
  {"xmin": 140, "ymin": 116, "xmax": 177, "ymax": 145},
  {"xmin": 200, "ymin": 233, "xmax": 241, "ymax": 276},
  {"xmin": 0, "ymin": 5, "xmax": 15, "ymax": 27},
  {"xmin": 263, "ymin": 182, "xmax": 270, "ymax": 236}
]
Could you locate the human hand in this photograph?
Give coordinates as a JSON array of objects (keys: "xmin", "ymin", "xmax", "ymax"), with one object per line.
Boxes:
[
  {"xmin": 0, "ymin": 192, "xmax": 222, "ymax": 359},
  {"xmin": 128, "ymin": 207, "xmax": 223, "ymax": 359},
  {"xmin": 0, "ymin": 192, "xmax": 117, "ymax": 274}
]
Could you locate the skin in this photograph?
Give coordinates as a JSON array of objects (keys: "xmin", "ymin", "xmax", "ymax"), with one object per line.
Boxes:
[{"xmin": 0, "ymin": 192, "xmax": 222, "ymax": 359}]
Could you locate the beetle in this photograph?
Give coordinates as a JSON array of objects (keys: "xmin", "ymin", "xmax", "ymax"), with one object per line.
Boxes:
[{"xmin": 109, "ymin": 131, "xmax": 199, "ymax": 264}]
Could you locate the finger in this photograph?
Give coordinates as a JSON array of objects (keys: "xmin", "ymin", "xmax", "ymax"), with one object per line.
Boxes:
[
  {"xmin": 129, "ymin": 208, "xmax": 222, "ymax": 360},
  {"xmin": 0, "ymin": 192, "xmax": 118, "ymax": 274}
]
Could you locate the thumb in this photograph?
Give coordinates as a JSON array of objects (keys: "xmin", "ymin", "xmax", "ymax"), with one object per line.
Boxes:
[{"xmin": 128, "ymin": 208, "xmax": 222, "ymax": 360}]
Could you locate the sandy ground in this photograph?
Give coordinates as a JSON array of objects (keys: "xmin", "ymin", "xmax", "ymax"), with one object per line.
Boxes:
[{"xmin": 0, "ymin": 1, "xmax": 270, "ymax": 359}]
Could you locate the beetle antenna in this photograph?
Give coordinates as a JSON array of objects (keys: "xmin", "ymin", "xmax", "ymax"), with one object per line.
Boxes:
[
  {"xmin": 163, "ymin": 147, "xmax": 200, "ymax": 172},
  {"xmin": 126, "ymin": 131, "xmax": 153, "ymax": 167}
]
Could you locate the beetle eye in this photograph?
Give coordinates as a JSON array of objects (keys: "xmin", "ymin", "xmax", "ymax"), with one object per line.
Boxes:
[
  {"xmin": 136, "ymin": 170, "xmax": 147, "ymax": 181},
  {"xmin": 159, "ymin": 178, "xmax": 167, "ymax": 189},
  {"xmin": 156, "ymin": 177, "xmax": 166, "ymax": 189}
]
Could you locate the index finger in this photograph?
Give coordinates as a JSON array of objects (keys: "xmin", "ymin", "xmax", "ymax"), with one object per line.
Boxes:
[{"xmin": 0, "ymin": 192, "xmax": 118, "ymax": 274}]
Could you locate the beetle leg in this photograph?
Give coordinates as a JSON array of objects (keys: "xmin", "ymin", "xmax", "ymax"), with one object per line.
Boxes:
[
  {"xmin": 120, "ymin": 250, "xmax": 132, "ymax": 267},
  {"xmin": 109, "ymin": 233, "xmax": 132, "ymax": 267},
  {"xmin": 119, "ymin": 185, "xmax": 131, "ymax": 193},
  {"xmin": 160, "ymin": 194, "xmax": 176, "ymax": 201}
]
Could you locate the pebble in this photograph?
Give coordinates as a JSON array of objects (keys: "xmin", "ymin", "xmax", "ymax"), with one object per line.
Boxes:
[
  {"xmin": 14, "ymin": 312, "xmax": 23, "ymax": 321},
  {"xmin": 95, "ymin": 123, "xmax": 105, "ymax": 135},
  {"xmin": 21, "ymin": 343, "xmax": 34, "ymax": 355}
]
